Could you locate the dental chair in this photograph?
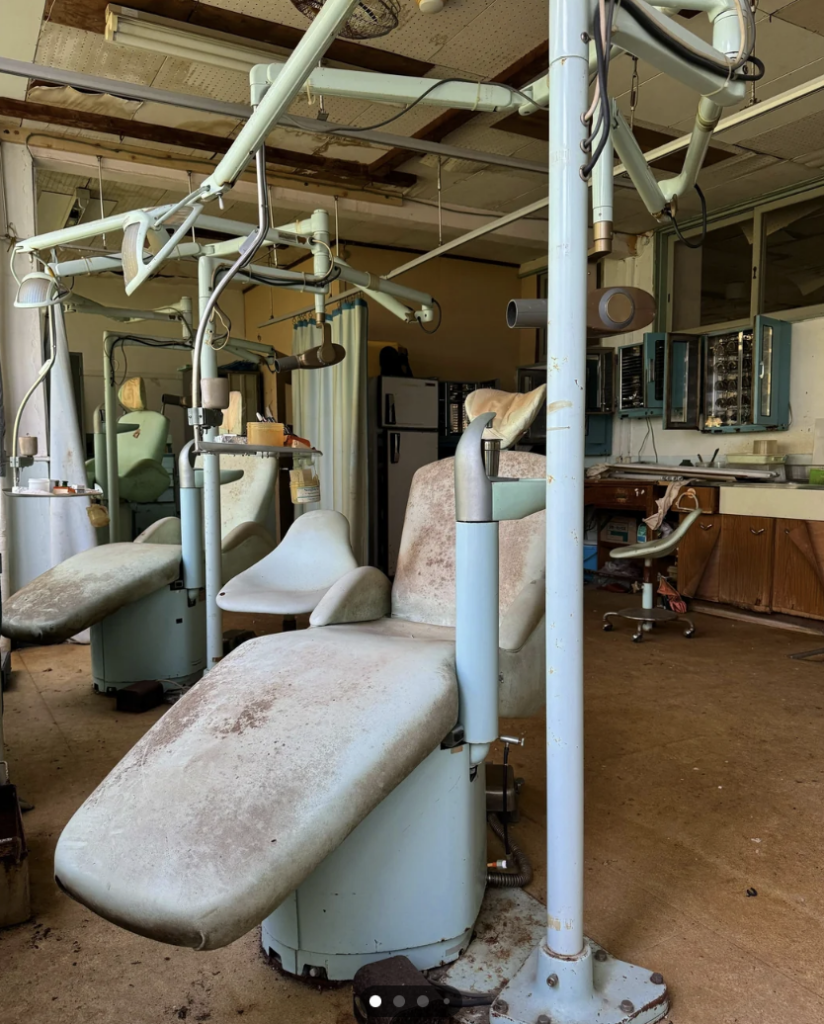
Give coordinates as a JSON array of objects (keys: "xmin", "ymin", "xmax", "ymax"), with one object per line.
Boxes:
[
  {"xmin": 86, "ymin": 377, "xmax": 170, "ymax": 504},
  {"xmin": 2, "ymin": 452, "xmax": 279, "ymax": 693},
  {"xmin": 217, "ymin": 509, "xmax": 358, "ymax": 617},
  {"xmin": 53, "ymin": 405, "xmax": 547, "ymax": 981}
]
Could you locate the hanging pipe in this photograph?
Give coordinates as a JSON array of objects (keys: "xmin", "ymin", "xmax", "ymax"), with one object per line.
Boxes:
[
  {"xmin": 191, "ymin": 144, "xmax": 271, "ymax": 437},
  {"xmin": 11, "ymin": 310, "xmax": 57, "ymax": 488}
]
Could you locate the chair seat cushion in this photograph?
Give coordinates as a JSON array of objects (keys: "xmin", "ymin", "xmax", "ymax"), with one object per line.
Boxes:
[
  {"xmin": 54, "ymin": 626, "xmax": 458, "ymax": 950},
  {"xmin": 2, "ymin": 542, "xmax": 182, "ymax": 645}
]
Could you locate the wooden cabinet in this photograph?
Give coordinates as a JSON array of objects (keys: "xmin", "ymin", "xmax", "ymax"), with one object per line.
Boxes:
[
  {"xmin": 718, "ymin": 516, "xmax": 775, "ymax": 612},
  {"xmin": 678, "ymin": 513, "xmax": 722, "ymax": 601},
  {"xmin": 679, "ymin": 513, "xmax": 774, "ymax": 611},
  {"xmin": 772, "ymin": 519, "xmax": 824, "ymax": 619}
]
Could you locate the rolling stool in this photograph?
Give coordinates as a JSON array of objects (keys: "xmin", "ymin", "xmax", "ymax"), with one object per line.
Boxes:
[{"xmin": 603, "ymin": 508, "xmax": 702, "ymax": 642}]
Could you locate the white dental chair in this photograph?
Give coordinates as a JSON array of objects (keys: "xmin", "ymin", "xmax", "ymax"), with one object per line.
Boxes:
[
  {"xmin": 216, "ymin": 509, "xmax": 358, "ymax": 616},
  {"xmin": 53, "ymin": 434, "xmax": 546, "ymax": 976}
]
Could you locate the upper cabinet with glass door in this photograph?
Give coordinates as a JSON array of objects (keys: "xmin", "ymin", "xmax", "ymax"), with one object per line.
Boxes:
[{"xmin": 663, "ymin": 318, "xmax": 791, "ymax": 433}]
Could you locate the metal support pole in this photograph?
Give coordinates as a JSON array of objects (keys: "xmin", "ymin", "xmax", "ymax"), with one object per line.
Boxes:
[
  {"xmin": 197, "ymin": 256, "xmax": 223, "ymax": 668},
  {"xmin": 490, "ymin": 4, "xmax": 669, "ymax": 1011},
  {"xmin": 102, "ymin": 334, "xmax": 120, "ymax": 542},
  {"xmin": 544, "ymin": 0, "xmax": 589, "ymax": 960}
]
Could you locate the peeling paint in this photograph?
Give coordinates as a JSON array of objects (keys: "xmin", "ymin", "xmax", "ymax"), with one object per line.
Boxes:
[
  {"xmin": 548, "ymin": 915, "xmax": 562, "ymax": 931},
  {"xmin": 547, "ymin": 400, "xmax": 573, "ymax": 415}
]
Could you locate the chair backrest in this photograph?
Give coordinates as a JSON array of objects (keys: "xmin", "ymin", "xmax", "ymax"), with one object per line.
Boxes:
[
  {"xmin": 262, "ymin": 509, "xmax": 357, "ymax": 590},
  {"xmin": 218, "ymin": 454, "xmax": 278, "ymax": 536},
  {"xmin": 391, "ymin": 452, "xmax": 546, "ymax": 628},
  {"xmin": 116, "ymin": 411, "xmax": 169, "ymax": 476}
]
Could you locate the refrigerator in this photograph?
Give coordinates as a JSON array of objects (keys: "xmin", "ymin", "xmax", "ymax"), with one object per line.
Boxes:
[{"xmin": 369, "ymin": 376, "xmax": 439, "ymax": 576}]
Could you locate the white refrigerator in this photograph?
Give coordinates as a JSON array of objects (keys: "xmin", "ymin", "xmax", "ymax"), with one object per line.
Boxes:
[{"xmin": 368, "ymin": 376, "xmax": 439, "ymax": 576}]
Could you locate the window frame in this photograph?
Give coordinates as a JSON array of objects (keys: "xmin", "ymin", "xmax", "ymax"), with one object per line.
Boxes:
[{"xmin": 658, "ymin": 176, "xmax": 824, "ymax": 334}]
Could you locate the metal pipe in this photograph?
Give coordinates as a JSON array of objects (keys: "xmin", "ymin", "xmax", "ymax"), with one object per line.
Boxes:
[
  {"xmin": 197, "ymin": 256, "xmax": 223, "ymax": 669},
  {"xmin": 102, "ymin": 333, "xmax": 121, "ymax": 541},
  {"xmin": 11, "ymin": 310, "xmax": 57, "ymax": 488},
  {"xmin": 660, "ymin": 96, "xmax": 721, "ymax": 204},
  {"xmin": 191, "ymin": 146, "xmax": 271, "ymax": 423},
  {"xmin": 0, "ymin": 57, "xmax": 549, "ymax": 175},
  {"xmin": 591, "ymin": 117, "xmax": 614, "ymax": 259},
  {"xmin": 178, "ymin": 440, "xmax": 204, "ymax": 592},
  {"xmin": 261, "ymin": 196, "xmax": 550, "ymax": 325},
  {"xmin": 334, "ymin": 261, "xmax": 434, "ymax": 306},
  {"xmin": 203, "ymin": 0, "xmax": 361, "ymax": 195},
  {"xmin": 545, "ymin": 0, "xmax": 588, "ymax": 959}
]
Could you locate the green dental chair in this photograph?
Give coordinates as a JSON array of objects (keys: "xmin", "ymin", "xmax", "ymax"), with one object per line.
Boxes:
[
  {"xmin": 86, "ymin": 376, "xmax": 170, "ymax": 504},
  {"xmin": 602, "ymin": 508, "xmax": 703, "ymax": 642}
]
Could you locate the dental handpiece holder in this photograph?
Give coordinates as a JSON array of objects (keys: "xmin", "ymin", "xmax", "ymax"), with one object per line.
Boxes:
[{"xmin": 454, "ymin": 418, "xmax": 545, "ymax": 758}]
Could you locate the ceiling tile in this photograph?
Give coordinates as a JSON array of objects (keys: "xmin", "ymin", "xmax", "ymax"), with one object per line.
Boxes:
[{"xmin": 35, "ymin": 24, "xmax": 166, "ymax": 86}]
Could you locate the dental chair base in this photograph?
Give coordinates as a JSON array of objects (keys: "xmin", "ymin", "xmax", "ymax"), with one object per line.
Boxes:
[
  {"xmin": 91, "ymin": 584, "xmax": 205, "ymax": 694},
  {"xmin": 262, "ymin": 743, "xmax": 486, "ymax": 981}
]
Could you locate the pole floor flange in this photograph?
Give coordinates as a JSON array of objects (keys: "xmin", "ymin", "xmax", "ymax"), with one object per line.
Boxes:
[{"xmin": 489, "ymin": 938, "xmax": 669, "ymax": 1024}]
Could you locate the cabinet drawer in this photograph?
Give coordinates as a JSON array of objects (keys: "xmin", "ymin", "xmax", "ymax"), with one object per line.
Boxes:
[{"xmin": 587, "ymin": 483, "xmax": 651, "ymax": 510}]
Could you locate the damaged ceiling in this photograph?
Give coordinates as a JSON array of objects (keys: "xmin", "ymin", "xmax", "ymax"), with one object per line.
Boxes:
[{"xmin": 2, "ymin": 0, "xmax": 824, "ymax": 263}]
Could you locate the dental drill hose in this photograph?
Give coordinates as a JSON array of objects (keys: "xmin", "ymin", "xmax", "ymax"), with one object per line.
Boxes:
[{"xmin": 486, "ymin": 813, "xmax": 533, "ymax": 888}]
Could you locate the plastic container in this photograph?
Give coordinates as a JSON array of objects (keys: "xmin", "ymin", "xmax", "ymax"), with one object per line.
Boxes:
[
  {"xmin": 584, "ymin": 543, "xmax": 598, "ymax": 576},
  {"xmin": 247, "ymin": 421, "xmax": 285, "ymax": 447},
  {"xmin": 290, "ymin": 453, "xmax": 321, "ymax": 504}
]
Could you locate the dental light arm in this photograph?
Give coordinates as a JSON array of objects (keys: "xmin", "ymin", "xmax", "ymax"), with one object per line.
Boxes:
[{"xmin": 334, "ymin": 260, "xmax": 435, "ymax": 324}]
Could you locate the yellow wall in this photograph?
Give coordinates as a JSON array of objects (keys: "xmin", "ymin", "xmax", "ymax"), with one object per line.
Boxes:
[
  {"xmin": 66, "ymin": 276, "xmax": 246, "ymax": 454},
  {"xmin": 244, "ymin": 248, "xmax": 529, "ymax": 406}
]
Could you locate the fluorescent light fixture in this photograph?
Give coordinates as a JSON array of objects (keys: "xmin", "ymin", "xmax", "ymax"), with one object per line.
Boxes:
[
  {"xmin": 14, "ymin": 272, "xmax": 69, "ymax": 309},
  {"xmin": 105, "ymin": 5, "xmax": 288, "ymax": 74}
]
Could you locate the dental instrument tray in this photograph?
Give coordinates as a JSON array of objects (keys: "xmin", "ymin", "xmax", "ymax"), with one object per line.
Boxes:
[{"xmin": 197, "ymin": 441, "xmax": 322, "ymax": 458}]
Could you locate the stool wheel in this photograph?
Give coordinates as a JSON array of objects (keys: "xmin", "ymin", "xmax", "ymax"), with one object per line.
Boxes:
[
  {"xmin": 603, "ymin": 623, "xmax": 613, "ymax": 632},
  {"xmin": 684, "ymin": 627, "xmax": 696, "ymax": 638},
  {"xmin": 632, "ymin": 633, "xmax": 643, "ymax": 644}
]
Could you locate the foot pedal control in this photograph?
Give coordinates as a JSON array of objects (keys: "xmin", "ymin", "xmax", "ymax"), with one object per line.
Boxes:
[{"xmin": 353, "ymin": 955, "xmax": 495, "ymax": 1021}]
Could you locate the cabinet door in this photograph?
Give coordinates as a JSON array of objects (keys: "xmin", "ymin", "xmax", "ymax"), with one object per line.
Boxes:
[
  {"xmin": 678, "ymin": 513, "xmax": 722, "ymax": 600},
  {"xmin": 664, "ymin": 334, "xmax": 702, "ymax": 430},
  {"xmin": 754, "ymin": 316, "xmax": 791, "ymax": 429},
  {"xmin": 718, "ymin": 516, "xmax": 775, "ymax": 612},
  {"xmin": 772, "ymin": 519, "xmax": 824, "ymax": 619}
]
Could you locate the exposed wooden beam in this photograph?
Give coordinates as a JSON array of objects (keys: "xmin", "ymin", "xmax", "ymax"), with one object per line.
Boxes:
[
  {"xmin": 366, "ymin": 40, "xmax": 549, "ymax": 178},
  {"xmin": 46, "ymin": 0, "xmax": 436, "ymax": 77},
  {"xmin": 2, "ymin": 97, "xmax": 416, "ymax": 189}
]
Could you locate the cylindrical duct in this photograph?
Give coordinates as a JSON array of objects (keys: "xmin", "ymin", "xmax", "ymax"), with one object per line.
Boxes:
[{"xmin": 506, "ymin": 287, "xmax": 656, "ymax": 337}]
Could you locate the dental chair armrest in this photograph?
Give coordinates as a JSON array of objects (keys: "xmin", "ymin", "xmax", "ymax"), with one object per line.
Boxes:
[
  {"xmin": 499, "ymin": 576, "xmax": 545, "ymax": 653},
  {"xmin": 310, "ymin": 567, "xmax": 392, "ymax": 627},
  {"xmin": 135, "ymin": 517, "xmax": 182, "ymax": 545}
]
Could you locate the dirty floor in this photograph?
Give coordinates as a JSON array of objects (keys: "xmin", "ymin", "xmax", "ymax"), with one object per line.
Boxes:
[{"xmin": 2, "ymin": 591, "xmax": 823, "ymax": 1023}]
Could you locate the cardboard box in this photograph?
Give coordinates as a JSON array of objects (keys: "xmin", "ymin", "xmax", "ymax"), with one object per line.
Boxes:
[{"xmin": 599, "ymin": 515, "xmax": 637, "ymax": 546}]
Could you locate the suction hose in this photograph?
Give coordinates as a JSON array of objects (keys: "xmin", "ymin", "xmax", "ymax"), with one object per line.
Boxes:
[{"xmin": 486, "ymin": 813, "xmax": 533, "ymax": 888}]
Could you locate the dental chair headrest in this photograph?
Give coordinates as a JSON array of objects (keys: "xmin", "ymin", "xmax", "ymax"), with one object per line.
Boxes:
[
  {"xmin": 464, "ymin": 385, "xmax": 546, "ymax": 449},
  {"xmin": 118, "ymin": 376, "xmax": 147, "ymax": 413}
]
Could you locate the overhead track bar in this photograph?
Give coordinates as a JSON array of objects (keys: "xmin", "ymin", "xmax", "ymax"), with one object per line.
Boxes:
[{"xmin": 0, "ymin": 57, "xmax": 548, "ymax": 176}]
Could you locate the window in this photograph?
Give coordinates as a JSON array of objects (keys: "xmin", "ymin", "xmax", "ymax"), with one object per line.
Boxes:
[
  {"xmin": 671, "ymin": 219, "xmax": 753, "ymax": 330},
  {"xmin": 763, "ymin": 197, "xmax": 824, "ymax": 314}
]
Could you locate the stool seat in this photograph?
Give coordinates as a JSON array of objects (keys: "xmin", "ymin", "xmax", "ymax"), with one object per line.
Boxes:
[{"xmin": 610, "ymin": 509, "xmax": 702, "ymax": 561}]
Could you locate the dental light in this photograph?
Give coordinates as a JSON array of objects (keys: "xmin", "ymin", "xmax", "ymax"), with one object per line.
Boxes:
[{"xmin": 14, "ymin": 272, "xmax": 69, "ymax": 309}]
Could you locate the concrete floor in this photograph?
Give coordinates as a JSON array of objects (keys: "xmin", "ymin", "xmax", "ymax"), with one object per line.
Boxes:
[{"xmin": 2, "ymin": 591, "xmax": 824, "ymax": 1023}]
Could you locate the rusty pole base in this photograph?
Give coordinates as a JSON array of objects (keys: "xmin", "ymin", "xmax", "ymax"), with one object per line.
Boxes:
[{"xmin": 489, "ymin": 939, "xmax": 669, "ymax": 1024}]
